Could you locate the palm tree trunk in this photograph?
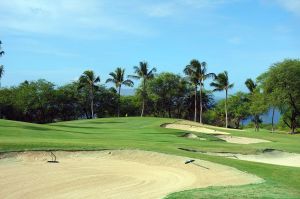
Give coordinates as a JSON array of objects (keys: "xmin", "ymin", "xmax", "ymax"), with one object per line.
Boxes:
[
  {"xmin": 271, "ymin": 107, "xmax": 275, "ymax": 133},
  {"xmin": 141, "ymin": 80, "xmax": 145, "ymax": 117},
  {"xmin": 90, "ymin": 86, "xmax": 94, "ymax": 119},
  {"xmin": 141, "ymin": 99, "xmax": 145, "ymax": 117},
  {"xmin": 91, "ymin": 98, "xmax": 94, "ymax": 119},
  {"xmin": 194, "ymin": 85, "xmax": 197, "ymax": 122},
  {"xmin": 118, "ymin": 86, "xmax": 121, "ymax": 117},
  {"xmin": 225, "ymin": 89, "xmax": 228, "ymax": 128},
  {"xmin": 199, "ymin": 83, "xmax": 203, "ymax": 124}
]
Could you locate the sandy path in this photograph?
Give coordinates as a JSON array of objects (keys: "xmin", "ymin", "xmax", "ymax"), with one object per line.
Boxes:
[
  {"xmin": 203, "ymin": 150, "xmax": 300, "ymax": 168},
  {"xmin": 0, "ymin": 150, "xmax": 262, "ymax": 199}
]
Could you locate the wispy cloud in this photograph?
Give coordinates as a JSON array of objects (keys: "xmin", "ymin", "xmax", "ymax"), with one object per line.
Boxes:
[
  {"xmin": 0, "ymin": 0, "xmax": 155, "ymax": 38},
  {"xmin": 0, "ymin": 0, "xmax": 232, "ymax": 39},
  {"xmin": 228, "ymin": 36, "xmax": 242, "ymax": 45},
  {"xmin": 141, "ymin": 0, "xmax": 230, "ymax": 18},
  {"xmin": 275, "ymin": 0, "xmax": 300, "ymax": 16}
]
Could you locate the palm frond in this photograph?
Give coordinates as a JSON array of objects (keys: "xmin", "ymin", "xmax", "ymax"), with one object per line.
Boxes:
[
  {"xmin": 0, "ymin": 65, "xmax": 4, "ymax": 78},
  {"xmin": 106, "ymin": 78, "xmax": 116, "ymax": 84},
  {"xmin": 122, "ymin": 79, "xmax": 134, "ymax": 87},
  {"xmin": 128, "ymin": 75, "xmax": 140, "ymax": 80}
]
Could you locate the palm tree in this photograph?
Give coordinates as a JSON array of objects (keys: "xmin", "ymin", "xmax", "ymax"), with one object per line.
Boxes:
[
  {"xmin": 0, "ymin": 65, "xmax": 4, "ymax": 88},
  {"xmin": 0, "ymin": 40, "xmax": 4, "ymax": 57},
  {"xmin": 210, "ymin": 71, "xmax": 234, "ymax": 128},
  {"xmin": 129, "ymin": 61, "xmax": 156, "ymax": 117},
  {"xmin": 245, "ymin": 78, "xmax": 257, "ymax": 93},
  {"xmin": 106, "ymin": 67, "xmax": 134, "ymax": 117},
  {"xmin": 0, "ymin": 41, "xmax": 4, "ymax": 88},
  {"xmin": 78, "ymin": 70, "xmax": 100, "ymax": 118},
  {"xmin": 184, "ymin": 59, "xmax": 215, "ymax": 123},
  {"xmin": 184, "ymin": 62, "xmax": 199, "ymax": 122}
]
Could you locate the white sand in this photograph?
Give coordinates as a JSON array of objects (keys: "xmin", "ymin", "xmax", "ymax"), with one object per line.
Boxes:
[
  {"xmin": 204, "ymin": 150, "xmax": 300, "ymax": 168},
  {"xmin": 163, "ymin": 121, "xmax": 270, "ymax": 144},
  {"xmin": 216, "ymin": 135, "xmax": 270, "ymax": 144},
  {"xmin": 175, "ymin": 120, "xmax": 245, "ymax": 132},
  {"xmin": 164, "ymin": 123, "xmax": 230, "ymax": 135},
  {"xmin": 0, "ymin": 150, "xmax": 262, "ymax": 199}
]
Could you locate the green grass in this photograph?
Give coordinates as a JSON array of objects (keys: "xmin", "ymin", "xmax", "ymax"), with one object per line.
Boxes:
[{"xmin": 1, "ymin": 117, "xmax": 300, "ymax": 198}]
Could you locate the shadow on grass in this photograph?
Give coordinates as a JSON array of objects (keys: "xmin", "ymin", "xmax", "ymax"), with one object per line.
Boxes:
[
  {"xmin": 52, "ymin": 124, "xmax": 102, "ymax": 130},
  {"xmin": 83, "ymin": 121, "xmax": 125, "ymax": 124},
  {"xmin": 1, "ymin": 124, "xmax": 52, "ymax": 131}
]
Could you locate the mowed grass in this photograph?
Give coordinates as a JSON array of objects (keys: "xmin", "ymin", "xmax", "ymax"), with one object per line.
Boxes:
[{"xmin": 0, "ymin": 117, "xmax": 300, "ymax": 198}]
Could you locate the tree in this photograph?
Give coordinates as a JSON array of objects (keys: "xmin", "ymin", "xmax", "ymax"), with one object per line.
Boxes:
[
  {"xmin": 129, "ymin": 61, "xmax": 156, "ymax": 117},
  {"xmin": 184, "ymin": 62, "xmax": 198, "ymax": 122},
  {"xmin": 248, "ymin": 91, "xmax": 268, "ymax": 131},
  {"xmin": 0, "ymin": 40, "xmax": 4, "ymax": 88},
  {"xmin": 210, "ymin": 71, "xmax": 234, "ymax": 128},
  {"xmin": 227, "ymin": 92, "xmax": 250, "ymax": 129},
  {"xmin": 147, "ymin": 73, "xmax": 189, "ymax": 118},
  {"xmin": 259, "ymin": 59, "xmax": 300, "ymax": 133},
  {"xmin": 78, "ymin": 70, "xmax": 100, "ymax": 119},
  {"xmin": 106, "ymin": 67, "xmax": 134, "ymax": 117},
  {"xmin": 0, "ymin": 65, "xmax": 4, "ymax": 88},
  {"xmin": 0, "ymin": 40, "xmax": 4, "ymax": 57},
  {"xmin": 184, "ymin": 59, "xmax": 215, "ymax": 123},
  {"xmin": 245, "ymin": 78, "xmax": 263, "ymax": 131},
  {"xmin": 245, "ymin": 78, "xmax": 257, "ymax": 93}
]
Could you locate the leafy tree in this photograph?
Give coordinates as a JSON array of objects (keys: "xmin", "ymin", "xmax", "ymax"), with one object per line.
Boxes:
[
  {"xmin": 129, "ymin": 61, "xmax": 156, "ymax": 117},
  {"xmin": 78, "ymin": 70, "xmax": 100, "ymax": 118},
  {"xmin": 259, "ymin": 59, "xmax": 300, "ymax": 133},
  {"xmin": 120, "ymin": 95, "xmax": 140, "ymax": 117},
  {"xmin": 147, "ymin": 73, "xmax": 189, "ymax": 118},
  {"xmin": 245, "ymin": 78, "xmax": 263, "ymax": 131},
  {"xmin": 56, "ymin": 82, "xmax": 84, "ymax": 121},
  {"xmin": 227, "ymin": 92, "xmax": 251, "ymax": 129},
  {"xmin": 184, "ymin": 59, "xmax": 215, "ymax": 123},
  {"xmin": 106, "ymin": 67, "xmax": 134, "ymax": 117},
  {"xmin": 257, "ymin": 74, "xmax": 278, "ymax": 132},
  {"xmin": 248, "ymin": 91, "xmax": 268, "ymax": 131},
  {"xmin": 210, "ymin": 71, "xmax": 234, "ymax": 128}
]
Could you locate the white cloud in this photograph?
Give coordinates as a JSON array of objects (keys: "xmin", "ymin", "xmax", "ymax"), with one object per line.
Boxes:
[
  {"xmin": 228, "ymin": 36, "xmax": 242, "ymax": 45},
  {"xmin": 275, "ymin": 0, "xmax": 300, "ymax": 16},
  {"xmin": 0, "ymin": 0, "xmax": 232, "ymax": 39},
  {"xmin": 0, "ymin": 0, "xmax": 154, "ymax": 38},
  {"xmin": 142, "ymin": 3, "xmax": 176, "ymax": 17},
  {"xmin": 141, "ymin": 0, "xmax": 230, "ymax": 18}
]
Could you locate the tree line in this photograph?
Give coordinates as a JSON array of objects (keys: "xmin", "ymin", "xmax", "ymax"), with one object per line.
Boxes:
[{"xmin": 0, "ymin": 40, "xmax": 299, "ymax": 133}]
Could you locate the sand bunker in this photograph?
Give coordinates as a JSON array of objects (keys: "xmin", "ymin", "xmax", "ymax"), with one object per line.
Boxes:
[
  {"xmin": 163, "ymin": 122, "xmax": 270, "ymax": 144},
  {"xmin": 181, "ymin": 133, "xmax": 206, "ymax": 140},
  {"xmin": 0, "ymin": 150, "xmax": 262, "ymax": 199},
  {"xmin": 174, "ymin": 120, "xmax": 244, "ymax": 132},
  {"xmin": 164, "ymin": 123, "xmax": 230, "ymax": 135},
  {"xmin": 216, "ymin": 135, "xmax": 270, "ymax": 144},
  {"xmin": 202, "ymin": 150, "xmax": 300, "ymax": 168}
]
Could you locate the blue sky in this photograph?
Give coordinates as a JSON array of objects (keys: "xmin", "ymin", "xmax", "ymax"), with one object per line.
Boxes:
[{"xmin": 0, "ymin": 0, "xmax": 299, "ymax": 95}]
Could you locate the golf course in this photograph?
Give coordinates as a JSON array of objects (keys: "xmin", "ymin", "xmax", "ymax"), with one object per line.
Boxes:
[
  {"xmin": 1, "ymin": 1, "xmax": 300, "ymax": 198},
  {"xmin": 1, "ymin": 117, "xmax": 300, "ymax": 198}
]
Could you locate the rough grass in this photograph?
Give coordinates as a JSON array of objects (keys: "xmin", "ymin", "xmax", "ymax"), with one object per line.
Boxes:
[{"xmin": 0, "ymin": 117, "xmax": 300, "ymax": 198}]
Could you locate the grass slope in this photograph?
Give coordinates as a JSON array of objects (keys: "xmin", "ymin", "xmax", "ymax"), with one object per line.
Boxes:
[{"xmin": 0, "ymin": 117, "xmax": 300, "ymax": 198}]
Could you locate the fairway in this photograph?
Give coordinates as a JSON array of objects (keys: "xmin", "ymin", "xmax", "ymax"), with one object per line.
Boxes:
[{"xmin": 1, "ymin": 117, "xmax": 300, "ymax": 198}]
